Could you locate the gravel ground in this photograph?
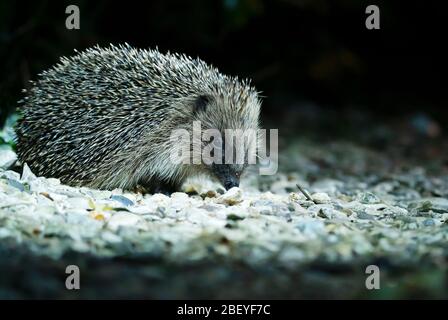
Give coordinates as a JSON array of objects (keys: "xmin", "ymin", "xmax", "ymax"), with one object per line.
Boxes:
[{"xmin": 0, "ymin": 112, "xmax": 447, "ymax": 299}]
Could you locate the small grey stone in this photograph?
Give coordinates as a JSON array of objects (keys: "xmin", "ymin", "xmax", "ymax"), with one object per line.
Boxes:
[
  {"xmin": 111, "ymin": 195, "xmax": 134, "ymax": 207},
  {"xmin": 357, "ymin": 211, "xmax": 375, "ymax": 220},
  {"xmin": 358, "ymin": 192, "xmax": 381, "ymax": 204},
  {"xmin": 216, "ymin": 187, "xmax": 243, "ymax": 205},
  {"xmin": 7, "ymin": 179, "xmax": 25, "ymax": 192},
  {"xmin": 422, "ymin": 218, "xmax": 436, "ymax": 227},
  {"xmin": 311, "ymin": 192, "xmax": 331, "ymax": 204},
  {"xmin": 21, "ymin": 163, "xmax": 37, "ymax": 182},
  {"xmin": 295, "ymin": 218, "xmax": 326, "ymax": 236},
  {"xmin": 1, "ymin": 170, "xmax": 20, "ymax": 180},
  {"xmin": 0, "ymin": 147, "xmax": 17, "ymax": 169}
]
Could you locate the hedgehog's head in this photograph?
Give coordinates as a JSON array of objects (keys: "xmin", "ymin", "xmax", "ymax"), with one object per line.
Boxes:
[{"xmin": 189, "ymin": 83, "xmax": 261, "ymax": 190}]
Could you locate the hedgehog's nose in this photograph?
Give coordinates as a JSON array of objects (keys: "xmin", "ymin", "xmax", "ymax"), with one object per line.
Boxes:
[{"xmin": 224, "ymin": 178, "xmax": 239, "ymax": 190}]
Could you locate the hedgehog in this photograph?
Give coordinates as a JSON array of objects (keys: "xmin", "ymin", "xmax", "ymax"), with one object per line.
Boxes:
[{"xmin": 15, "ymin": 44, "xmax": 261, "ymax": 194}]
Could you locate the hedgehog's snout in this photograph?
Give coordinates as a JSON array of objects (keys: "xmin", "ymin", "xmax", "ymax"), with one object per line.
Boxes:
[
  {"xmin": 224, "ymin": 177, "xmax": 239, "ymax": 190},
  {"xmin": 211, "ymin": 163, "xmax": 241, "ymax": 190}
]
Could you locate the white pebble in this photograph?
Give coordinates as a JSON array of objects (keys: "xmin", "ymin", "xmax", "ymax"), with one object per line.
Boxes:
[
  {"xmin": 216, "ymin": 187, "xmax": 243, "ymax": 205},
  {"xmin": 107, "ymin": 212, "xmax": 144, "ymax": 231},
  {"xmin": 311, "ymin": 192, "xmax": 331, "ymax": 204}
]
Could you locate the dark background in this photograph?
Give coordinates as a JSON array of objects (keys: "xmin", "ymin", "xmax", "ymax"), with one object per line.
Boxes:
[
  {"xmin": 0, "ymin": 1, "xmax": 447, "ymax": 300},
  {"xmin": 0, "ymin": 0, "xmax": 446, "ymax": 127}
]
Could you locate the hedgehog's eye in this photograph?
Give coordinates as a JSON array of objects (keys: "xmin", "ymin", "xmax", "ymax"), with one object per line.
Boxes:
[{"xmin": 193, "ymin": 95, "xmax": 210, "ymax": 114}]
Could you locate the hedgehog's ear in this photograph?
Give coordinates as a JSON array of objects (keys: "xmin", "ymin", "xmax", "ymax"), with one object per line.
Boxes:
[{"xmin": 193, "ymin": 95, "xmax": 211, "ymax": 114}]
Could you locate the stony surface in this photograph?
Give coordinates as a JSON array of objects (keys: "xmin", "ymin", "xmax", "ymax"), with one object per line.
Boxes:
[{"xmin": 0, "ymin": 111, "xmax": 447, "ymax": 299}]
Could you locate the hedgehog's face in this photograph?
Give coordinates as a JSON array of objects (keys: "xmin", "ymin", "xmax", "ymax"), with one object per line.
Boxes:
[
  {"xmin": 190, "ymin": 92, "xmax": 260, "ymax": 190},
  {"xmin": 205, "ymin": 135, "xmax": 252, "ymax": 190},
  {"xmin": 211, "ymin": 163, "xmax": 244, "ymax": 190}
]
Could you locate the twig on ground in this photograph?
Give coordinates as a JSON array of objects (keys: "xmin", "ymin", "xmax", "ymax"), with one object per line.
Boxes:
[{"xmin": 296, "ymin": 184, "xmax": 316, "ymax": 203}]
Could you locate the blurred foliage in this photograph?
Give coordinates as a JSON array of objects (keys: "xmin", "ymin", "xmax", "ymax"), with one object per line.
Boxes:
[{"xmin": 0, "ymin": 113, "xmax": 18, "ymax": 149}]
